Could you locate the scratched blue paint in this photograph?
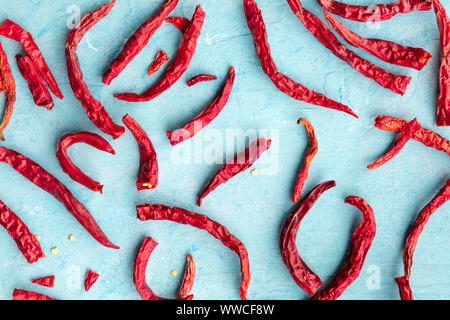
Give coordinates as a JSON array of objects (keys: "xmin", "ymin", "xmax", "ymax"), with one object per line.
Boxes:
[{"xmin": 0, "ymin": 0, "xmax": 448, "ymax": 300}]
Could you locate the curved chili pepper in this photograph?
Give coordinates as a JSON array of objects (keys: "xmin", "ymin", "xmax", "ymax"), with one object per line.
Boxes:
[
  {"xmin": 32, "ymin": 276, "xmax": 55, "ymax": 288},
  {"xmin": 65, "ymin": 0, "xmax": 125, "ymax": 139},
  {"xmin": 103, "ymin": 0, "xmax": 179, "ymax": 85},
  {"xmin": 323, "ymin": 9, "xmax": 432, "ymax": 70},
  {"xmin": 122, "ymin": 114, "xmax": 158, "ymax": 191},
  {"xmin": 177, "ymin": 253, "xmax": 196, "ymax": 299},
  {"xmin": 0, "ymin": 200, "xmax": 44, "ymax": 264},
  {"xmin": 368, "ymin": 118, "xmax": 420, "ymax": 169},
  {"xmin": 148, "ymin": 50, "xmax": 169, "ymax": 76},
  {"xmin": 16, "ymin": 55, "xmax": 54, "ymax": 109},
  {"xmin": 198, "ymin": 137, "xmax": 271, "ymax": 206},
  {"xmin": 374, "ymin": 115, "xmax": 450, "ymax": 155},
  {"xmin": 0, "ymin": 19, "xmax": 63, "ymax": 99},
  {"xmin": 292, "ymin": 118, "xmax": 318, "ymax": 203},
  {"xmin": 137, "ymin": 204, "xmax": 251, "ymax": 300},
  {"xmin": 12, "ymin": 289, "xmax": 57, "ymax": 300},
  {"xmin": 318, "ymin": 0, "xmax": 431, "ymax": 22},
  {"xmin": 186, "ymin": 74, "xmax": 218, "ymax": 87},
  {"xmin": 281, "ymin": 180, "xmax": 337, "ymax": 296},
  {"xmin": 134, "ymin": 237, "xmax": 194, "ymax": 300},
  {"xmin": 311, "ymin": 196, "xmax": 376, "ymax": 300},
  {"xmin": 243, "ymin": 0, "xmax": 358, "ymax": 118},
  {"xmin": 287, "ymin": 0, "xmax": 411, "ymax": 95},
  {"xmin": 114, "ymin": 5, "xmax": 205, "ymax": 102},
  {"xmin": 0, "ymin": 42, "xmax": 16, "ymax": 141},
  {"xmin": 85, "ymin": 270, "xmax": 100, "ymax": 291},
  {"xmin": 168, "ymin": 66, "xmax": 235, "ymax": 146},
  {"xmin": 0, "ymin": 147, "xmax": 118, "ymax": 249},
  {"xmin": 166, "ymin": 16, "xmax": 191, "ymax": 32},
  {"xmin": 56, "ymin": 132, "xmax": 116, "ymax": 193},
  {"xmin": 395, "ymin": 276, "xmax": 414, "ymax": 300}
]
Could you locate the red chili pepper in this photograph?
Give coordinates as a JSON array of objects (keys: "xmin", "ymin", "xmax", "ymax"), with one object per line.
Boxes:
[
  {"xmin": 0, "ymin": 147, "xmax": 118, "ymax": 249},
  {"xmin": 167, "ymin": 66, "xmax": 235, "ymax": 146},
  {"xmin": 84, "ymin": 270, "xmax": 100, "ymax": 291},
  {"xmin": 395, "ymin": 276, "xmax": 414, "ymax": 300},
  {"xmin": 0, "ymin": 19, "xmax": 63, "ymax": 99},
  {"xmin": 16, "ymin": 55, "xmax": 54, "ymax": 109},
  {"xmin": 114, "ymin": 5, "xmax": 205, "ymax": 102},
  {"xmin": 12, "ymin": 289, "xmax": 57, "ymax": 300},
  {"xmin": 368, "ymin": 118, "xmax": 420, "ymax": 169},
  {"xmin": 374, "ymin": 115, "xmax": 450, "ymax": 155},
  {"xmin": 287, "ymin": 0, "xmax": 411, "ymax": 95},
  {"xmin": 56, "ymin": 132, "xmax": 116, "ymax": 193},
  {"xmin": 148, "ymin": 50, "xmax": 169, "ymax": 76},
  {"xmin": 177, "ymin": 253, "xmax": 196, "ymax": 299},
  {"xmin": 322, "ymin": 9, "xmax": 432, "ymax": 70},
  {"xmin": 292, "ymin": 118, "xmax": 318, "ymax": 203},
  {"xmin": 311, "ymin": 196, "xmax": 376, "ymax": 300},
  {"xmin": 318, "ymin": 0, "xmax": 431, "ymax": 22},
  {"xmin": 103, "ymin": 0, "xmax": 178, "ymax": 85},
  {"xmin": 32, "ymin": 276, "xmax": 55, "ymax": 288},
  {"xmin": 433, "ymin": 0, "xmax": 450, "ymax": 126},
  {"xmin": 122, "ymin": 114, "xmax": 158, "ymax": 191},
  {"xmin": 166, "ymin": 16, "xmax": 191, "ymax": 33},
  {"xmin": 0, "ymin": 200, "xmax": 44, "ymax": 264},
  {"xmin": 134, "ymin": 237, "xmax": 194, "ymax": 300},
  {"xmin": 0, "ymin": 42, "xmax": 16, "ymax": 141},
  {"xmin": 186, "ymin": 74, "xmax": 218, "ymax": 87},
  {"xmin": 137, "ymin": 204, "xmax": 251, "ymax": 300},
  {"xmin": 281, "ymin": 181, "xmax": 336, "ymax": 296},
  {"xmin": 243, "ymin": 0, "xmax": 358, "ymax": 118},
  {"xmin": 65, "ymin": 1, "xmax": 125, "ymax": 139},
  {"xmin": 198, "ymin": 137, "xmax": 271, "ymax": 206}
]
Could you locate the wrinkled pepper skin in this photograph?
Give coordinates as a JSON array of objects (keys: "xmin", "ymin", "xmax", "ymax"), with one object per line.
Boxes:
[
  {"xmin": 166, "ymin": 16, "xmax": 191, "ymax": 32},
  {"xmin": 395, "ymin": 276, "xmax": 414, "ymax": 300},
  {"xmin": 84, "ymin": 270, "xmax": 100, "ymax": 291},
  {"xmin": 12, "ymin": 289, "xmax": 57, "ymax": 300},
  {"xmin": 186, "ymin": 74, "xmax": 218, "ymax": 87},
  {"xmin": 0, "ymin": 42, "xmax": 16, "ymax": 141},
  {"xmin": 0, "ymin": 147, "xmax": 118, "ymax": 249},
  {"xmin": 32, "ymin": 276, "xmax": 55, "ymax": 288},
  {"xmin": 137, "ymin": 204, "xmax": 251, "ymax": 300},
  {"xmin": 177, "ymin": 254, "xmax": 196, "ymax": 299},
  {"xmin": 148, "ymin": 50, "xmax": 169, "ymax": 76},
  {"xmin": 0, "ymin": 200, "xmax": 44, "ymax": 264},
  {"xmin": 114, "ymin": 6, "xmax": 205, "ymax": 102},
  {"xmin": 65, "ymin": 0, "xmax": 125, "ymax": 139}
]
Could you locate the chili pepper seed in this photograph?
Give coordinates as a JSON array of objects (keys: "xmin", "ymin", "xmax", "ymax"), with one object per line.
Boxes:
[
  {"xmin": 50, "ymin": 247, "xmax": 58, "ymax": 255},
  {"xmin": 171, "ymin": 270, "xmax": 177, "ymax": 277},
  {"xmin": 35, "ymin": 235, "xmax": 40, "ymax": 241},
  {"xmin": 68, "ymin": 234, "xmax": 75, "ymax": 241},
  {"xmin": 251, "ymin": 169, "xmax": 258, "ymax": 176}
]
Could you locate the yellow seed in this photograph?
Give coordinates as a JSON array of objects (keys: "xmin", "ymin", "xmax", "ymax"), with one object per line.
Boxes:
[
  {"xmin": 68, "ymin": 234, "xmax": 75, "ymax": 241},
  {"xmin": 50, "ymin": 247, "xmax": 58, "ymax": 255},
  {"xmin": 171, "ymin": 270, "xmax": 177, "ymax": 277},
  {"xmin": 251, "ymin": 169, "xmax": 258, "ymax": 176},
  {"xmin": 35, "ymin": 235, "xmax": 40, "ymax": 241}
]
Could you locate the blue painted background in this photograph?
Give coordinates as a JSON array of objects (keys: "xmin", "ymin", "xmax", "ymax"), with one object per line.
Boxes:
[{"xmin": 0, "ymin": 0, "xmax": 448, "ymax": 300}]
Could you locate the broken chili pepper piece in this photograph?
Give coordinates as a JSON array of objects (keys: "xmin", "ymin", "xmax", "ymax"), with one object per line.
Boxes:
[
  {"xmin": 114, "ymin": 5, "xmax": 205, "ymax": 102},
  {"xmin": 0, "ymin": 200, "xmax": 44, "ymax": 264},
  {"xmin": 292, "ymin": 118, "xmax": 318, "ymax": 203},
  {"xmin": 137, "ymin": 204, "xmax": 251, "ymax": 300},
  {"xmin": 166, "ymin": 16, "xmax": 191, "ymax": 33},
  {"xmin": 12, "ymin": 289, "xmax": 57, "ymax": 300},
  {"xmin": 0, "ymin": 147, "xmax": 118, "ymax": 249},
  {"xmin": 281, "ymin": 180, "xmax": 336, "ymax": 296},
  {"xmin": 122, "ymin": 114, "xmax": 158, "ymax": 191},
  {"xmin": 65, "ymin": 0, "xmax": 125, "ymax": 139},
  {"xmin": 197, "ymin": 137, "xmax": 271, "ymax": 206},
  {"xmin": 368, "ymin": 118, "xmax": 420, "ymax": 169},
  {"xmin": 84, "ymin": 270, "xmax": 100, "ymax": 291},
  {"xmin": 103, "ymin": 0, "xmax": 178, "ymax": 85},
  {"xmin": 395, "ymin": 276, "xmax": 414, "ymax": 300},
  {"xmin": 186, "ymin": 74, "xmax": 218, "ymax": 87},
  {"xmin": 0, "ymin": 42, "xmax": 16, "ymax": 141},
  {"xmin": 177, "ymin": 253, "xmax": 196, "ymax": 299},
  {"xmin": 16, "ymin": 55, "xmax": 54, "ymax": 109},
  {"xmin": 32, "ymin": 276, "xmax": 55, "ymax": 288},
  {"xmin": 56, "ymin": 132, "xmax": 116, "ymax": 193},
  {"xmin": 148, "ymin": 50, "xmax": 169, "ymax": 76},
  {"xmin": 311, "ymin": 196, "xmax": 376, "ymax": 300},
  {"xmin": 167, "ymin": 66, "xmax": 235, "ymax": 146}
]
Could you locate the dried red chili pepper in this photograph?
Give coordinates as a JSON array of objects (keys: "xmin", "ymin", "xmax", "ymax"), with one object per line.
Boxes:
[
  {"xmin": 311, "ymin": 196, "xmax": 376, "ymax": 300},
  {"xmin": 66, "ymin": 1, "xmax": 125, "ymax": 139},
  {"xmin": 84, "ymin": 270, "xmax": 100, "ymax": 291},
  {"xmin": 167, "ymin": 66, "xmax": 235, "ymax": 146},
  {"xmin": 0, "ymin": 200, "xmax": 44, "ymax": 264},
  {"xmin": 148, "ymin": 50, "xmax": 169, "ymax": 76},
  {"xmin": 374, "ymin": 115, "xmax": 450, "ymax": 155},
  {"xmin": 243, "ymin": 0, "xmax": 357, "ymax": 117},
  {"xmin": 103, "ymin": 0, "xmax": 178, "ymax": 85},
  {"xmin": 198, "ymin": 137, "xmax": 271, "ymax": 206},
  {"xmin": 323, "ymin": 9, "xmax": 432, "ymax": 70},
  {"xmin": 281, "ymin": 180, "xmax": 336, "ymax": 296},
  {"xmin": 114, "ymin": 6, "xmax": 205, "ymax": 102},
  {"xmin": 32, "ymin": 276, "xmax": 55, "ymax": 288},
  {"xmin": 122, "ymin": 114, "xmax": 158, "ymax": 191},
  {"xmin": 166, "ymin": 16, "xmax": 191, "ymax": 32},
  {"xmin": 137, "ymin": 204, "xmax": 251, "ymax": 300},
  {"xmin": 0, "ymin": 147, "xmax": 118, "ymax": 249},
  {"xmin": 0, "ymin": 19, "xmax": 63, "ymax": 99},
  {"xmin": 56, "ymin": 132, "xmax": 116, "ymax": 193},
  {"xmin": 368, "ymin": 118, "xmax": 420, "ymax": 169},
  {"xmin": 318, "ymin": 0, "xmax": 431, "ymax": 22},
  {"xmin": 292, "ymin": 118, "xmax": 318, "ymax": 203},
  {"xmin": 403, "ymin": 178, "xmax": 450, "ymax": 280},
  {"xmin": 16, "ymin": 55, "xmax": 54, "ymax": 109},
  {"xmin": 0, "ymin": 42, "xmax": 16, "ymax": 141},
  {"xmin": 395, "ymin": 276, "xmax": 414, "ymax": 300},
  {"xmin": 177, "ymin": 253, "xmax": 196, "ymax": 299},
  {"xmin": 287, "ymin": 0, "xmax": 411, "ymax": 95},
  {"xmin": 12, "ymin": 289, "xmax": 57, "ymax": 300},
  {"xmin": 186, "ymin": 74, "xmax": 218, "ymax": 87}
]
